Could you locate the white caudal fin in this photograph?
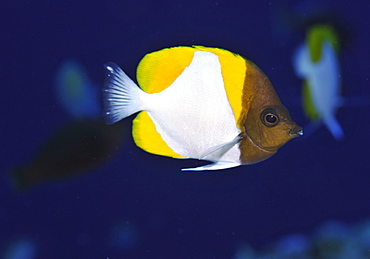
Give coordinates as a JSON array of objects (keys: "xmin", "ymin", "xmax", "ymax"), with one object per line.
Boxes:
[{"xmin": 103, "ymin": 62, "xmax": 145, "ymax": 124}]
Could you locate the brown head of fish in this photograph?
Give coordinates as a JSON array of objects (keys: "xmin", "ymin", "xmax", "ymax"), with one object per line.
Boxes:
[{"xmin": 238, "ymin": 60, "xmax": 303, "ymax": 164}]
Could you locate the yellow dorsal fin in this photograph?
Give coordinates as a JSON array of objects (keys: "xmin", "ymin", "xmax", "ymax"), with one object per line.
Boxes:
[
  {"xmin": 193, "ymin": 46, "xmax": 246, "ymax": 129},
  {"xmin": 133, "ymin": 111, "xmax": 184, "ymax": 158},
  {"xmin": 137, "ymin": 46, "xmax": 197, "ymax": 93}
]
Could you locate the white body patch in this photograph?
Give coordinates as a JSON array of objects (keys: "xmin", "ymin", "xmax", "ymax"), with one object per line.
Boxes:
[{"xmin": 141, "ymin": 51, "xmax": 241, "ymax": 163}]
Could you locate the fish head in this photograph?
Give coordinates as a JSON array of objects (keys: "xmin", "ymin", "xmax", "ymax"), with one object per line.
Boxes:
[
  {"xmin": 237, "ymin": 61, "xmax": 302, "ymax": 164},
  {"xmin": 244, "ymin": 102, "xmax": 303, "ymax": 153}
]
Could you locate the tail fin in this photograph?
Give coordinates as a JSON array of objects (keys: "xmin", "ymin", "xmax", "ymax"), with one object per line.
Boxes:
[
  {"xmin": 324, "ymin": 116, "xmax": 344, "ymax": 141},
  {"xmin": 103, "ymin": 62, "xmax": 145, "ymax": 124}
]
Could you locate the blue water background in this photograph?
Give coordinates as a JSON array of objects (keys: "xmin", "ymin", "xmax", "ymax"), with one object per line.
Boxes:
[{"xmin": 1, "ymin": 0, "xmax": 369, "ymax": 258}]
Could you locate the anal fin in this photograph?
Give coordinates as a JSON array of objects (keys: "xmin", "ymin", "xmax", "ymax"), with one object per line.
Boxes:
[{"xmin": 181, "ymin": 162, "xmax": 240, "ymax": 171}]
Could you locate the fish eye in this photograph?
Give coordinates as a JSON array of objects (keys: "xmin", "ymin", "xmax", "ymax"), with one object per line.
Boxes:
[{"xmin": 260, "ymin": 108, "xmax": 280, "ymax": 127}]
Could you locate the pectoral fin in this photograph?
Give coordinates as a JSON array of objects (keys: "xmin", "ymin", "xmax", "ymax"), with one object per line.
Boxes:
[{"xmin": 200, "ymin": 136, "xmax": 241, "ymax": 160}]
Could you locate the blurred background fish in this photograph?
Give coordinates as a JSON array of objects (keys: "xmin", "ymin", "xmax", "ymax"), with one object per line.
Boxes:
[
  {"xmin": 10, "ymin": 60, "xmax": 126, "ymax": 190},
  {"xmin": 54, "ymin": 59, "xmax": 101, "ymax": 119},
  {"xmin": 293, "ymin": 24, "xmax": 344, "ymax": 140},
  {"xmin": 10, "ymin": 119, "xmax": 125, "ymax": 190}
]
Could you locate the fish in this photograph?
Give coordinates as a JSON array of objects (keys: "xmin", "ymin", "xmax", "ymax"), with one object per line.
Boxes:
[
  {"xmin": 103, "ymin": 46, "xmax": 302, "ymax": 171},
  {"xmin": 54, "ymin": 59, "xmax": 101, "ymax": 119},
  {"xmin": 10, "ymin": 119, "xmax": 125, "ymax": 190},
  {"xmin": 293, "ymin": 24, "xmax": 344, "ymax": 140}
]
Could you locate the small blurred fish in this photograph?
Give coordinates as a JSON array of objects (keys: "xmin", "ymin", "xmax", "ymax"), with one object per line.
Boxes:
[
  {"xmin": 10, "ymin": 60, "xmax": 127, "ymax": 190},
  {"xmin": 10, "ymin": 119, "xmax": 125, "ymax": 190},
  {"xmin": 54, "ymin": 59, "xmax": 101, "ymax": 119},
  {"xmin": 293, "ymin": 24, "xmax": 344, "ymax": 140},
  {"xmin": 103, "ymin": 46, "xmax": 302, "ymax": 171}
]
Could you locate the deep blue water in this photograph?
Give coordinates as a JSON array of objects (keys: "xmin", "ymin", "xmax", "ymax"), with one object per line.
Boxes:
[{"xmin": 1, "ymin": 0, "xmax": 369, "ymax": 258}]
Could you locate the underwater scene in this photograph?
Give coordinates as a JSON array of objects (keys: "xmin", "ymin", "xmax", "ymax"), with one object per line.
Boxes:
[{"xmin": 1, "ymin": 0, "xmax": 369, "ymax": 258}]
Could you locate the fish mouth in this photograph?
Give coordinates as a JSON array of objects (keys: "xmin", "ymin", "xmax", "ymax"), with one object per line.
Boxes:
[{"xmin": 289, "ymin": 124, "xmax": 303, "ymax": 137}]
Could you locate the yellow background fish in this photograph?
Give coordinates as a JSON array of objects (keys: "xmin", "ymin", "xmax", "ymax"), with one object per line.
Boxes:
[
  {"xmin": 103, "ymin": 46, "xmax": 302, "ymax": 170},
  {"xmin": 293, "ymin": 24, "xmax": 343, "ymax": 140}
]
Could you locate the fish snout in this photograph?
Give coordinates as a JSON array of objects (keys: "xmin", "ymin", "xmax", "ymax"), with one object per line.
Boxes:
[{"xmin": 289, "ymin": 124, "xmax": 303, "ymax": 137}]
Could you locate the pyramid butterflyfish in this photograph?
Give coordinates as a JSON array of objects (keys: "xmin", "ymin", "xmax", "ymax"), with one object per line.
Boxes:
[{"xmin": 103, "ymin": 46, "xmax": 302, "ymax": 171}]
